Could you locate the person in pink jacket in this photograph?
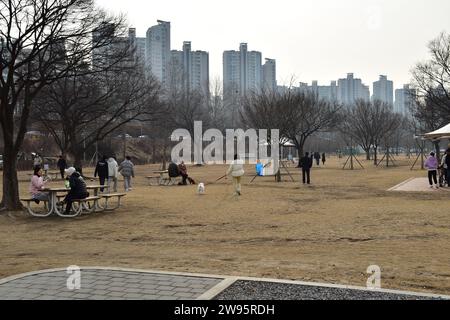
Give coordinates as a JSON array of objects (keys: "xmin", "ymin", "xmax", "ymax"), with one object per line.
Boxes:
[
  {"xmin": 425, "ymin": 152, "xmax": 439, "ymax": 189},
  {"xmin": 29, "ymin": 166, "xmax": 49, "ymax": 204}
]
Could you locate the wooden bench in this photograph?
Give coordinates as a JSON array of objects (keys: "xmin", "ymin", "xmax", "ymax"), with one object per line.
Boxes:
[
  {"xmin": 146, "ymin": 176, "xmax": 181, "ymax": 186},
  {"xmin": 146, "ymin": 175, "xmax": 162, "ymax": 186},
  {"xmin": 70, "ymin": 196, "xmax": 102, "ymax": 216},
  {"xmin": 100, "ymin": 193, "xmax": 126, "ymax": 211},
  {"xmin": 20, "ymin": 197, "xmax": 52, "ymax": 217}
]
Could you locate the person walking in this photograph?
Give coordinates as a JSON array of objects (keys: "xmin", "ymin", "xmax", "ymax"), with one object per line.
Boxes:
[
  {"xmin": 226, "ymin": 154, "xmax": 245, "ymax": 196},
  {"xmin": 322, "ymin": 153, "xmax": 326, "ymax": 166},
  {"xmin": 61, "ymin": 167, "xmax": 89, "ymax": 215},
  {"xmin": 425, "ymin": 152, "xmax": 439, "ymax": 189},
  {"xmin": 33, "ymin": 153, "xmax": 42, "ymax": 168},
  {"xmin": 445, "ymin": 149, "xmax": 450, "ymax": 187},
  {"xmin": 107, "ymin": 156, "xmax": 119, "ymax": 193},
  {"xmin": 57, "ymin": 155, "xmax": 67, "ymax": 179},
  {"xmin": 29, "ymin": 166, "xmax": 49, "ymax": 204},
  {"xmin": 314, "ymin": 152, "xmax": 321, "ymax": 166},
  {"xmin": 299, "ymin": 152, "xmax": 313, "ymax": 185},
  {"xmin": 119, "ymin": 156, "xmax": 135, "ymax": 192},
  {"xmin": 94, "ymin": 155, "xmax": 109, "ymax": 192}
]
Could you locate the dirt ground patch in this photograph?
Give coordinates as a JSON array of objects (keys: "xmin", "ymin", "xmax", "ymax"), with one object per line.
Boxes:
[{"xmin": 1, "ymin": 156, "xmax": 449, "ymax": 295}]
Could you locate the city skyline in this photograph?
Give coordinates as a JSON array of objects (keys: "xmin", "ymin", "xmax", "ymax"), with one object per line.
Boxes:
[{"xmin": 95, "ymin": 0, "xmax": 450, "ymax": 90}]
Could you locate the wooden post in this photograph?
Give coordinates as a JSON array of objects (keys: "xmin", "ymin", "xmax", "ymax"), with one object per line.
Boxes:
[{"xmin": 350, "ymin": 144, "xmax": 354, "ymax": 170}]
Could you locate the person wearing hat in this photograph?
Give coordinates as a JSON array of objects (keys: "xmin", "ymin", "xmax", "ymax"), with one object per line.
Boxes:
[
  {"xmin": 61, "ymin": 167, "xmax": 89, "ymax": 215},
  {"xmin": 425, "ymin": 152, "xmax": 439, "ymax": 189},
  {"xmin": 107, "ymin": 156, "xmax": 119, "ymax": 193}
]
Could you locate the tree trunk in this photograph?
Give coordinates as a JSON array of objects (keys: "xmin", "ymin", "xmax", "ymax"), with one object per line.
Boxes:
[
  {"xmin": 434, "ymin": 141, "xmax": 440, "ymax": 164},
  {"xmin": 373, "ymin": 146, "xmax": 378, "ymax": 166},
  {"xmin": 68, "ymin": 143, "xmax": 83, "ymax": 171},
  {"xmin": 296, "ymin": 145, "xmax": 304, "ymax": 168},
  {"xmin": 0, "ymin": 98, "xmax": 24, "ymax": 211},
  {"xmin": 1, "ymin": 148, "xmax": 22, "ymax": 211},
  {"xmin": 152, "ymin": 139, "xmax": 156, "ymax": 164},
  {"xmin": 365, "ymin": 149, "xmax": 371, "ymax": 160},
  {"xmin": 162, "ymin": 142, "xmax": 167, "ymax": 170},
  {"xmin": 276, "ymin": 146, "xmax": 282, "ymax": 182}
]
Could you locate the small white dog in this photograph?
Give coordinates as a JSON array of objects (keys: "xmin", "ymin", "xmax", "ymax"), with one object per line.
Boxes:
[{"xmin": 197, "ymin": 182, "xmax": 205, "ymax": 195}]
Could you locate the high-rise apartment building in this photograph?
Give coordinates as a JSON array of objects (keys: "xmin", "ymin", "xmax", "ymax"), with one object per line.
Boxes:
[
  {"xmin": 262, "ymin": 58, "xmax": 277, "ymax": 92},
  {"xmin": 337, "ymin": 73, "xmax": 370, "ymax": 105},
  {"xmin": 169, "ymin": 41, "xmax": 209, "ymax": 96},
  {"xmin": 299, "ymin": 80, "xmax": 338, "ymax": 102},
  {"xmin": 145, "ymin": 20, "xmax": 171, "ymax": 86},
  {"xmin": 128, "ymin": 28, "xmax": 146, "ymax": 66},
  {"xmin": 395, "ymin": 84, "xmax": 416, "ymax": 116},
  {"xmin": 223, "ymin": 43, "xmax": 262, "ymax": 100},
  {"xmin": 373, "ymin": 75, "xmax": 394, "ymax": 105}
]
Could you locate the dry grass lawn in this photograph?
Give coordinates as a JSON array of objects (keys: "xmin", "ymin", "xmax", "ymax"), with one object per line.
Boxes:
[{"xmin": 1, "ymin": 156, "xmax": 449, "ymax": 295}]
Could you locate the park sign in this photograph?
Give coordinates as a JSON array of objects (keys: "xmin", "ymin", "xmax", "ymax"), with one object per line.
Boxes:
[{"xmin": 171, "ymin": 121, "xmax": 280, "ymax": 175}]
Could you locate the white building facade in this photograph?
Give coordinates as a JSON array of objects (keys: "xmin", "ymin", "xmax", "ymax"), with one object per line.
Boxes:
[
  {"xmin": 223, "ymin": 43, "xmax": 263, "ymax": 100},
  {"xmin": 394, "ymin": 84, "xmax": 416, "ymax": 116},
  {"xmin": 170, "ymin": 41, "xmax": 209, "ymax": 96},
  {"xmin": 337, "ymin": 73, "xmax": 370, "ymax": 105},
  {"xmin": 262, "ymin": 58, "xmax": 277, "ymax": 92},
  {"xmin": 373, "ymin": 75, "xmax": 394, "ymax": 105},
  {"xmin": 145, "ymin": 20, "xmax": 171, "ymax": 86}
]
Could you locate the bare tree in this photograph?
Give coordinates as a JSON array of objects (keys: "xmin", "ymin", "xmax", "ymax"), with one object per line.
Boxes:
[
  {"xmin": 207, "ymin": 77, "xmax": 227, "ymax": 130},
  {"xmin": 370, "ymin": 100, "xmax": 402, "ymax": 165},
  {"xmin": 33, "ymin": 65, "xmax": 162, "ymax": 169},
  {"xmin": 339, "ymin": 99, "xmax": 375, "ymax": 160},
  {"xmin": 0, "ymin": 0, "xmax": 131, "ymax": 210},
  {"xmin": 411, "ymin": 32, "xmax": 450, "ymax": 123},
  {"xmin": 241, "ymin": 88, "xmax": 341, "ymax": 164}
]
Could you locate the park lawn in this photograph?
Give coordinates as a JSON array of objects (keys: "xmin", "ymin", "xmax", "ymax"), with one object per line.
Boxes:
[{"xmin": 0, "ymin": 156, "xmax": 449, "ymax": 295}]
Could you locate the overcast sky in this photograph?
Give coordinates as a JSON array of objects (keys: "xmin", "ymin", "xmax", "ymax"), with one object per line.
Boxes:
[{"xmin": 96, "ymin": 0, "xmax": 450, "ymax": 90}]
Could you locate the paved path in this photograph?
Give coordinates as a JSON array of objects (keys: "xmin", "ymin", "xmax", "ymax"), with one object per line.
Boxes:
[
  {"xmin": 0, "ymin": 268, "xmax": 448, "ymax": 300},
  {"xmin": 389, "ymin": 177, "xmax": 450, "ymax": 192},
  {"xmin": 0, "ymin": 269, "xmax": 222, "ymax": 300}
]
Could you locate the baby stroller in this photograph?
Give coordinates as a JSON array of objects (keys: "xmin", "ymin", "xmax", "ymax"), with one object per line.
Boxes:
[{"xmin": 438, "ymin": 165, "xmax": 447, "ymax": 187}]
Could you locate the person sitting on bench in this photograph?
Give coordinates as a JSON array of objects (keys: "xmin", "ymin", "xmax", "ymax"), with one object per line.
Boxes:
[
  {"xmin": 29, "ymin": 166, "xmax": 49, "ymax": 204},
  {"xmin": 178, "ymin": 161, "xmax": 195, "ymax": 185},
  {"xmin": 60, "ymin": 167, "xmax": 89, "ymax": 215},
  {"xmin": 168, "ymin": 161, "xmax": 180, "ymax": 179}
]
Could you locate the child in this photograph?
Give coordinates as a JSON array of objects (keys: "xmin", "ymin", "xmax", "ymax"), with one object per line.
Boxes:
[{"xmin": 425, "ymin": 152, "xmax": 439, "ymax": 189}]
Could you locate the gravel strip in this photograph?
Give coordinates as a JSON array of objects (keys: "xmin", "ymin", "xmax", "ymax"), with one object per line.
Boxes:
[{"xmin": 214, "ymin": 281, "xmax": 444, "ymax": 300}]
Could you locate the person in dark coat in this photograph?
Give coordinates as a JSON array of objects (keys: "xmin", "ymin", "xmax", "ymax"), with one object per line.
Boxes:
[
  {"xmin": 94, "ymin": 156, "xmax": 109, "ymax": 192},
  {"xmin": 57, "ymin": 155, "xmax": 67, "ymax": 179},
  {"xmin": 322, "ymin": 153, "xmax": 326, "ymax": 166},
  {"xmin": 168, "ymin": 161, "xmax": 180, "ymax": 178},
  {"xmin": 299, "ymin": 152, "xmax": 313, "ymax": 184},
  {"xmin": 442, "ymin": 148, "xmax": 450, "ymax": 187},
  {"xmin": 314, "ymin": 152, "xmax": 321, "ymax": 166},
  {"xmin": 62, "ymin": 167, "xmax": 89, "ymax": 215}
]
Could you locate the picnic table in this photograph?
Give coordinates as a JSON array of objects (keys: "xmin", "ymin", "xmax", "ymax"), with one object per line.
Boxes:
[
  {"xmin": 20, "ymin": 185, "xmax": 116, "ymax": 218},
  {"xmin": 146, "ymin": 170, "xmax": 179, "ymax": 186},
  {"xmin": 32, "ymin": 187, "xmax": 69, "ymax": 217}
]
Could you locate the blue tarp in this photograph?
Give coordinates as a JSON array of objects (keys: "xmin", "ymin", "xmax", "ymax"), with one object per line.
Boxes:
[{"xmin": 256, "ymin": 163, "xmax": 264, "ymax": 176}]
